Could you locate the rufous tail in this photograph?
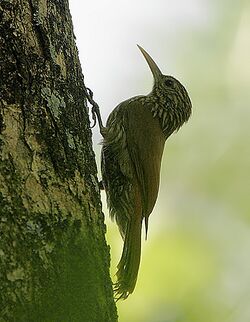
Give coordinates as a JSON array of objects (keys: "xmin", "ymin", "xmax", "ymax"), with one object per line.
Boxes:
[{"xmin": 114, "ymin": 217, "xmax": 142, "ymax": 300}]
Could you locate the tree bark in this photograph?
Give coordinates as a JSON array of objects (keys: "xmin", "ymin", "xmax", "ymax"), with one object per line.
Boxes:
[{"xmin": 0, "ymin": 1, "xmax": 117, "ymax": 321}]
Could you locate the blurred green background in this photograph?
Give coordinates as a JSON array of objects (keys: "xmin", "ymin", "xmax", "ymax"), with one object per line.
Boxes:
[{"xmin": 70, "ymin": 0, "xmax": 250, "ymax": 321}]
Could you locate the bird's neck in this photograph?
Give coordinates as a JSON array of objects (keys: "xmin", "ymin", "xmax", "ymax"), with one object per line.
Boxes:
[{"xmin": 142, "ymin": 91, "xmax": 180, "ymax": 139}]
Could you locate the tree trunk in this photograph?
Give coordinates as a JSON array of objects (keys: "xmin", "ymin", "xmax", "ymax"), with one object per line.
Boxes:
[{"xmin": 0, "ymin": 1, "xmax": 117, "ymax": 321}]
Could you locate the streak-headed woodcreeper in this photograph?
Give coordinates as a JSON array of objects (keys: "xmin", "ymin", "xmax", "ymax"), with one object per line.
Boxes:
[{"xmin": 91, "ymin": 45, "xmax": 192, "ymax": 300}]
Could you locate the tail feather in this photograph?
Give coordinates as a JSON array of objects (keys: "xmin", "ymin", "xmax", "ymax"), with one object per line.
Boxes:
[
  {"xmin": 144, "ymin": 216, "xmax": 149, "ymax": 240},
  {"xmin": 114, "ymin": 218, "xmax": 142, "ymax": 300}
]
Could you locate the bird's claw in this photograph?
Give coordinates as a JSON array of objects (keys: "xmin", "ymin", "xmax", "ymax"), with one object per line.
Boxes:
[
  {"xmin": 86, "ymin": 87, "xmax": 97, "ymax": 128},
  {"xmin": 86, "ymin": 87, "xmax": 104, "ymax": 134},
  {"xmin": 91, "ymin": 106, "xmax": 97, "ymax": 128}
]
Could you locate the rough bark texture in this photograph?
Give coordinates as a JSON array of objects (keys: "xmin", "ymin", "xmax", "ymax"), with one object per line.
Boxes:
[{"xmin": 0, "ymin": 1, "xmax": 117, "ymax": 321}]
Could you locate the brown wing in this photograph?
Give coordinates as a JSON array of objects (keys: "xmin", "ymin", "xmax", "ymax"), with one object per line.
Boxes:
[{"xmin": 125, "ymin": 100, "xmax": 165, "ymax": 236}]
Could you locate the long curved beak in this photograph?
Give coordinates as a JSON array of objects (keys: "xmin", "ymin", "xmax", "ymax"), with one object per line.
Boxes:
[{"xmin": 137, "ymin": 45, "xmax": 162, "ymax": 83}]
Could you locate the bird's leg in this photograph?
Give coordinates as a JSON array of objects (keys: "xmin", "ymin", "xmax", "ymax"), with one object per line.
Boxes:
[
  {"xmin": 85, "ymin": 87, "xmax": 105, "ymax": 190},
  {"xmin": 85, "ymin": 87, "xmax": 106, "ymax": 137}
]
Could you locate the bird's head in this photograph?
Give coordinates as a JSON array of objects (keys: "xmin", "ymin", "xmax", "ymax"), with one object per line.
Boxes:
[{"xmin": 137, "ymin": 45, "xmax": 192, "ymax": 131}]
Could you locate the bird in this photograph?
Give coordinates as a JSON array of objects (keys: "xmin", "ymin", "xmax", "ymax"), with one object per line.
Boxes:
[{"xmin": 92, "ymin": 45, "xmax": 192, "ymax": 300}]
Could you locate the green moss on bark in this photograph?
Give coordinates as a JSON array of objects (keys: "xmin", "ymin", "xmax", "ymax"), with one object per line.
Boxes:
[{"xmin": 0, "ymin": 0, "xmax": 117, "ymax": 321}]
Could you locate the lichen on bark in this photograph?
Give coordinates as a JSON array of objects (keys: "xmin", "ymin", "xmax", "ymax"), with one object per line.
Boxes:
[{"xmin": 0, "ymin": 1, "xmax": 117, "ymax": 321}]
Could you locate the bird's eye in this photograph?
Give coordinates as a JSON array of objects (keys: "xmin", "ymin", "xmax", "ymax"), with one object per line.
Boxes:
[{"xmin": 165, "ymin": 79, "xmax": 174, "ymax": 87}]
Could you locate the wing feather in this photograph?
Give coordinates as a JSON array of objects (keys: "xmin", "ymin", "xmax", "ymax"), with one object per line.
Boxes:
[{"xmin": 125, "ymin": 101, "xmax": 165, "ymax": 236}]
